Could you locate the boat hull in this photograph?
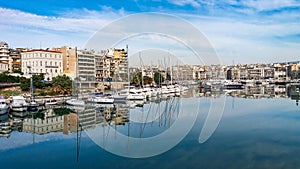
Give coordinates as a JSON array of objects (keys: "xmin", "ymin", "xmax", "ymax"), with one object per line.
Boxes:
[{"xmin": 0, "ymin": 107, "xmax": 8, "ymax": 115}]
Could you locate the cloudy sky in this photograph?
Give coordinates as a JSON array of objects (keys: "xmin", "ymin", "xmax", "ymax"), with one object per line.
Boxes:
[{"xmin": 1, "ymin": 0, "xmax": 300, "ymax": 65}]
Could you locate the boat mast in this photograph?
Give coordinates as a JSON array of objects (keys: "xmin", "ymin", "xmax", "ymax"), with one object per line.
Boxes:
[{"xmin": 126, "ymin": 45, "xmax": 130, "ymax": 90}]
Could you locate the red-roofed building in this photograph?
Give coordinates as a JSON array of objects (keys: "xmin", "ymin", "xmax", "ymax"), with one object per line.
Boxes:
[{"xmin": 21, "ymin": 49, "xmax": 63, "ymax": 81}]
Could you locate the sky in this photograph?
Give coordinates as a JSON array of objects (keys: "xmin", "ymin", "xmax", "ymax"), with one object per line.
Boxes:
[{"xmin": 1, "ymin": 0, "xmax": 300, "ymax": 65}]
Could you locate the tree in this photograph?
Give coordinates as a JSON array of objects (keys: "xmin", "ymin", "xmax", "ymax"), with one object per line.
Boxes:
[
  {"xmin": 52, "ymin": 75, "xmax": 72, "ymax": 95},
  {"xmin": 154, "ymin": 72, "xmax": 165, "ymax": 85},
  {"xmin": 143, "ymin": 76, "xmax": 153, "ymax": 85},
  {"xmin": 131, "ymin": 72, "xmax": 153, "ymax": 86},
  {"xmin": 13, "ymin": 69, "xmax": 23, "ymax": 75},
  {"xmin": 33, "ymin": 74, "xmax": 45, "ymax": 89},
  {"xmin": 132, "ymin": 72, "xmax": 142, "ymax": 86},
  {"xmin": 0, "ymin": 73, "xmax": 21, "ymax": 83},
  {"xmin": 20, "ymin": 77, "xmax": 30, "ymax": 91}
]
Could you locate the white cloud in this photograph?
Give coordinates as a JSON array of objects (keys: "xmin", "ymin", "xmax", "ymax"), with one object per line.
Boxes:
[
  {"xmin": 0, "ymin": 7, "xmax": 125, "ymax": 48},
  {"xmin": 241, "ymin": 0, "xmax": 300, "ymax": 11},
  {"xmin": 1, "ymin": 4, "xmax": 299, "ymax": 65},
  {"xmin": 0, "ymin": 7, "xmax": 112, "ymax": 33},
  {"xmin": 167, "ymin": 0, "xmax": 201, "ymax": 8}
]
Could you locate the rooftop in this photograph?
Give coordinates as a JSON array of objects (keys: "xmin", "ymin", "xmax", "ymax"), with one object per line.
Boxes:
[{"xmin": 25, "ymin": 49, "xmax": 62, "ymax": 53}]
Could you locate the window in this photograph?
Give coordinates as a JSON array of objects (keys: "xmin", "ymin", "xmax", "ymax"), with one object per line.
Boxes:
[
  {"xmin": 50, "ymin": 61, "xmax": 52, "ymax": 66},
  {"xmin": 40, "ymin": 61, "xmax": 42, "ymax": 66}
]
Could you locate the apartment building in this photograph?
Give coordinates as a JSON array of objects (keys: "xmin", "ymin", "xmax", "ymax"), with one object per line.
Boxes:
[
  {"xmin": 52, "ymin": 46, "xmax": 77, "ymax": 80},
  {"xmin": 0, "ymin": 42, "xmax": 9, "ymax": 72},
  {"xmin": 95, "ymin": 47, "xmax": 128, "ymax": 82},
  {"xmin": 76, "ymin": 49, "xmax": 96, "ymax": 92},
  {"xmin": 8, "ymin": 48, "xmax": 26, "ymax": 73},
  {"xmin": 0, "ymin": 62, "xmax": 8, "ymax": 73}
]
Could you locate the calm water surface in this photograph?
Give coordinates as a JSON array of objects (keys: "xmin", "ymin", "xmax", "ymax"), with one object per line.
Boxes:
[{"xmin": 1, "ymin": 89, "xmax": 300, "ymax": 169}]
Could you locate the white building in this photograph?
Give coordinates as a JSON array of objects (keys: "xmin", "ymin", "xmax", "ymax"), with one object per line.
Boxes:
[
  {"xmin": 0, "ymin": 42, "xmax": 9, "ymax": 72},
  {"xmin": 0, "ymin": 61, "xmax": 8, "ymax": 73},
  {"xmin": 76, "ymin": 50, "xmax": 96, "ymax": 92},
  {"xmin": 21, "ymin": 49, "xmax": 63, "ymax": 80}
]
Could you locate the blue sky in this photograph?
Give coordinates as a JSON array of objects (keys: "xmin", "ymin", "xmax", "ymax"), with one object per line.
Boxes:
[{"xmin": 1, "ymin": 0, "xmax": 300, "ymax": 65}]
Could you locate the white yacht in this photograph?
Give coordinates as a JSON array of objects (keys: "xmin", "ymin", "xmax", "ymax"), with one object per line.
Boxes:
[
  {"xmin": 0, "ymin": 96, "xmax": 8, "ymax": 115},
  {"xmin": 127, "ymin": 89, "xmax": 145, "ymax": 100},
  {"xmin": 66, "ymin": 98, "xmax": 85, "ymax": 107},
  {"xmin": 27, "ymin": 98, "xmax": 39, "ymax": 112},
  {"xmin": 9, "ymin": 95, "xmax": 28, "ymax": 112},
  {"xmin": 88, "ymin": 93, "xmax": 114, "ymax": 104},
  {"xmin": 45, "ymin": 98, "xmax": 58, "ymax": 106}
]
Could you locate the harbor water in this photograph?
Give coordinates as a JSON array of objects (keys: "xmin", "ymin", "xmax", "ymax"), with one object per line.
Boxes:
[{"xmin": 0, "ymin": 85, "xmax": 300, "ymax": 169}]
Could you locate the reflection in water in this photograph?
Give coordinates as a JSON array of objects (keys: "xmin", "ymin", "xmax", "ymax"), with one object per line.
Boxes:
[
  {"xmin": 1, "ymin": 84, "xmax": 300, "ymax": 168},
  {"xmin": 0, "ymin": 84, "xmax": 299, "ymax": 139},
  {"xmin": 1, "ymin": 84, "xmax": 299, "ymax": 140},
  {"xmin": 199, "ymin": 83, "xmax": 300, "ymax": 106}
]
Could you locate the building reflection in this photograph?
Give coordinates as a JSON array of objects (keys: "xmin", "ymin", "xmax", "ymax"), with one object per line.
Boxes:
[
  {"xmin": 198, "ymin": 83, "xmax": 300, "ymax": 105},
  {"xmin": 1, "ymin": 84, "xmax": 299, "ymax": 138}
]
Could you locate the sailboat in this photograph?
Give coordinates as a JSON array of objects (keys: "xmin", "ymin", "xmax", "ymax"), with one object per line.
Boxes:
[{"xmin": 27, "ymin": 76, "xmax": 39, "ymax": 112}]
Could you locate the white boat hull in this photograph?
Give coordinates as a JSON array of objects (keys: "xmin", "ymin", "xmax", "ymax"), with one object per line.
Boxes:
[
  {"xmin": 11, "ymin": 106, "xmax": 28, "ymax": 112},
  {"xmin": 88, "ymin": 97, "xmax": 114, "ymax": 104},
  {"xmin": 66, "ymin": 99, "xmax": 85, "ymax": 107},
  {"xmin": 0, "ymin": 106, "xmax": 8, "ymax": 115}
]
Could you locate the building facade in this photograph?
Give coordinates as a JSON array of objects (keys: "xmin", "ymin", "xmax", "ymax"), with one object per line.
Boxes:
[
  {"xmin": 52, "ymin": 46, "xmax": 77, "ymax": 80},
  {"xmin": 76, "ymin": 50, "xmax": 96, "ymax": 92},
  {"xmin": 0, "ymin": 42, "xmax": 9, "ymax": 72},
  {"xmin": 8, "ymin": 48, "xmax": 26, "ymax": 73},
  {"xmin": 21, "ymin": 49, "xmax": 63, "ymax": 80},
  {"xmin": 95, "ymin": 47, "xmax": 128, "ymax": 82},
  {"xmin": 0, "ymin": 62, "xmax": 8, "ymax": 73}
]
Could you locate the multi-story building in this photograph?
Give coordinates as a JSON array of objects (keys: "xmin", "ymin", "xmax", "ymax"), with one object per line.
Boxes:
[
  {"xmin": 191, "ymin": 65, "xmax": 206, "ymax": 80},
  {"xmin": 95, "ymin": 50, "xmax": 113, "ymax": 82},
  {"xmin": 0, "ymin": 42, "xmax": 9, "ymax": 72},
  {"xmin": 52, "ymin": 46, "xmax": 77, "ymax": 79},
  {"xmin": 8, "ymin": 48, "xmax": 27, "ymax": 73},
  {"xmin": 0, "ymin": 41, "xmax": 9, "ymax": 62},
  {"xmin": 239, "ymin": 66, "xmax": 248, "ymax": 80},
  {"xmin": 95, "ymin": 47, "xmax": 128, "ymax": 82},
  {"xmin": 0, "ymin": 62, "xmax": 8, "ymax": 73},
  {"xmin": 273, "ymin": 63, "xmax": 287, "ymax": 80},
  {"xmin": 95, "ymin": 53, "xmax": 104, "ymax": 81},
  {"xmin": 263, "ymin": 67, "xmax": 275, "ymax": 78},
  {"xmin": 287, "ymin": 63, "xmax": 300, "ymax": 80},
  {"xmin": 21, "ymin": 49, "xmax": 63, "ymax": 80},
  {"xmin": 113, "ymin": 47, "xmax": 128, "ymax": 82},
  {"xmin": 226, "ymin": 66, "xmax": 240, "ymax": 80},
  {"xmin": 247, "ymin": 67, "xmax": 263, "ymax": 80},
  {"xmin": 76, "ymin": 49, "xmax": 96, "ymax": 92}
]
